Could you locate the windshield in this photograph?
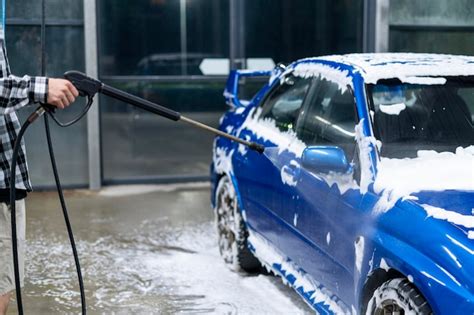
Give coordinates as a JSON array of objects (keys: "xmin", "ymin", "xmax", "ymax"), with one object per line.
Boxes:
[{"xmin": 369, "ymin": 78, "xmax": 474, "ymax": 158}]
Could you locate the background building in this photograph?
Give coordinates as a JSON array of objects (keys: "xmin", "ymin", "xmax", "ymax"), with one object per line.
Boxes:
[{"xmin": 6, "ymin": 0, "xmax": 472, "ymax": 189}]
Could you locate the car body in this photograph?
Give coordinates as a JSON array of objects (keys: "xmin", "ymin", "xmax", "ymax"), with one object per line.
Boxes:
[{"xmin": 210, "ymin": 53, "xmax": 474, "ymax": 314}]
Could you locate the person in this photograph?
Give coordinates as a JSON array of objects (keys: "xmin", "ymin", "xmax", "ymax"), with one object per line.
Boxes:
[{"xmin": 0, "ymin": 24, "xmax": 79, "ymax": 315}]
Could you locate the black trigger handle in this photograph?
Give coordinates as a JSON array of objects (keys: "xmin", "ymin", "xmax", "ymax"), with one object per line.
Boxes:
[{"xmin": 64, "ymin": 70, "xmax": 103, "ymax": 98}]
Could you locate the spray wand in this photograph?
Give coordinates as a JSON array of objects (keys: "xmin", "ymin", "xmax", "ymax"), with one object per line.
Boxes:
[{"xmin": 64, "ymin": 71, "xmax": 265, "ymax": 153}]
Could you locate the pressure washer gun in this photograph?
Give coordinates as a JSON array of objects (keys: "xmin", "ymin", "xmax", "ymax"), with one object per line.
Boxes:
[{"xmin": 63, "ymin": 71, "xmax": 265, "ymax": 153}]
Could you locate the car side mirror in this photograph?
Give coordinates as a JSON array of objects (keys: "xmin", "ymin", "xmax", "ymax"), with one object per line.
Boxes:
[{"xmin": 301, "ymin": 146, "xmax": 351, "ymax": 174}]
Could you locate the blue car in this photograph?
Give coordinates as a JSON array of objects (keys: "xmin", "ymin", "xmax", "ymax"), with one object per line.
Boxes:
[{"xmin": 210, "ymin": 53, "xmax": 474, "ymax": 314}]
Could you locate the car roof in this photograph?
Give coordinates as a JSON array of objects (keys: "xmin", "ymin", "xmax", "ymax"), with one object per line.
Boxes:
[{"xmin": 297, "ymin": 53, "xmax": 474, "ymax": 84}]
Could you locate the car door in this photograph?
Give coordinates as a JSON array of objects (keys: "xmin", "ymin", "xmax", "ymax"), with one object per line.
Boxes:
[
  {"xmin": 233, "ymin": 74, "xmax": 312, "ymax": 250},
  {"xmin": 279, "ymin": 74, "xmax": 363, "ymax": 305}
]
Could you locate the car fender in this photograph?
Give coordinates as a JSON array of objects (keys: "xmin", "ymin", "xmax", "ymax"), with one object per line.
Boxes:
[{"xmin": 357, "ymin": 230, "xmax": 474, "ymax": 314}]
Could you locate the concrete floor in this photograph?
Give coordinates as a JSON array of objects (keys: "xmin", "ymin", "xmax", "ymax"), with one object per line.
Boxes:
[{"xmin": 6, "ymin": 183, "xmax": 311, "ymax": 314}]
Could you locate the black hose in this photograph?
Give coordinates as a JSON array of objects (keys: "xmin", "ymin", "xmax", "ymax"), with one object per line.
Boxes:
[
  {"xmin": 9, "ymin": 108, "xmax": 87, "ymax": 315},
  {"xmin": 44, "ymin": 115, "xmax": 86, "ymax": 314},
  {"xmin": 9, "ymin": 119, "xmax": 30, "ymax": 315}
]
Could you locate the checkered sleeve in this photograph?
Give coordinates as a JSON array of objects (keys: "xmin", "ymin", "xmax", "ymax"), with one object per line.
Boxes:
[{"xmin": 0, "ymin": 75, "xmax": 49, "ymax": 115}]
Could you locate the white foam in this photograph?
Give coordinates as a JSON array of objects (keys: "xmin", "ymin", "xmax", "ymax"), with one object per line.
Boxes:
[
  {"xmin": 379, "ymin": 258, "xmax": 390, "ymax": 272},
  {"xmin": 235, "ymin": 107, "xmax": 246, "ymax": 114},
  {"xmin": 280, "ymin": 160, "xmax": 300, "ymax": 186},
  {"xmin": 422, "ymin": 204, "xmax": 474, "ymax": 229},
  {"xmin": 400, "ymin": 76, "xmax": 447, "ymax": 85},
  {"xmin": 239, "ymin": 108, "xmax": 306, "ymax": 157},
  {"xmin": 248, "ymin": 231, "xmax": 349, "ymax": 314},
  {"xmin": 318, "ymin": 53, "xmax": 474, "ymax": 84},
  {"xmin": 213, "ymin": 142, "xmax": 235, "ymax": 175},
  {"xmin": 374, "ymin": 146, "xmax": 474, "ymax": 213},
  {"xmin": 315, "ymin": 171, "xmax": 359, "ymax": 195},
  {"xmin": 293, "ymin": 62, "xmax": 353, "ymax": 92},
  {"xmin": 355, "ymin": 119, "xmax": 376, "ymax": 194},
  {"xmin": 468, "ymin": 231, "xmax": 474, "ymax": 239},
  {"xmin": 355, "ymin": 237, "xmax": 365, "ymax": 274},
  {"xmin": 379, "ymin": 103, "xmax": 406, "ymax": 115},
  {"xmin": 293, "ymin": 213, "xmax": 299, "ymax": 227}
]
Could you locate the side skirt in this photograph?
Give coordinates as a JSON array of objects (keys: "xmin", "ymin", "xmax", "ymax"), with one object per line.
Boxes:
[{"xmin": 247, "ymin": 229, "xmax": 352, "ymax": 315}]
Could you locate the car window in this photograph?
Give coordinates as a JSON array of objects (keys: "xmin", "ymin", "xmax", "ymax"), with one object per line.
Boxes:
[
  {"xmin": 370, "ymin": 81, "xmax": 474, "ymax": 158},
  {"xmin": 296, "ymin": 76, "xmax": 358, "ymax": 161},
  {"xmin": 259, "ymin": 75, "xmax": 312, "ymax": 132}
]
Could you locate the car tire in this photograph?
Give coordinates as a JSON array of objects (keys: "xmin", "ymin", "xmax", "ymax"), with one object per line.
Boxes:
[
  {"xmin": 366, "ymin": 278, "xmax": 432, "ymax": 315},
  {"xmin": 214, "ymin": 176, "xmax": 261, "ymax": 272}
]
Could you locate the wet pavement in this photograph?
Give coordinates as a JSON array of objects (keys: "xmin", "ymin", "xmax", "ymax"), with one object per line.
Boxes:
[{"xmin": 6, "ymin": 183, "xmax": 312, "ymax": 314}]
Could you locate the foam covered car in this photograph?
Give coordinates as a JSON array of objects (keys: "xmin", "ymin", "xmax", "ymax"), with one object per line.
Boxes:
[{"xmin": 210, "ymin": 53, "xmax": 474, "ymax": 314}]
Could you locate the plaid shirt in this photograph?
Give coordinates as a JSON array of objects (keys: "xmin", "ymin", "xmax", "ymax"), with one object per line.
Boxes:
[{"xmin": 0, "ymin": 38, "xmax": 48, "ymax": 191}]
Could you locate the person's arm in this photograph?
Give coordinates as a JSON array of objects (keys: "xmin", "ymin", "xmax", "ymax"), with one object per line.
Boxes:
[
  {"xmin": 0, "ymin": 75, "xmax": 79, "ymax": 114},
  {"xmin": 0, "ymin": 74, "xmax": 47, "ymax": 115}
]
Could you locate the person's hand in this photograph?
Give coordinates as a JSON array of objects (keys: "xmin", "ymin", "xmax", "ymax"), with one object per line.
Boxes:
[{"xmin": 47, "ymin": 78, "xmax": 79, "ymax": 109}]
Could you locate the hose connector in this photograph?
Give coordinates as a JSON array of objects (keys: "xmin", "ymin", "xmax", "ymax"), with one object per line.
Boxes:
[{"xmin": 27, "ymin": 106, "xmax": 46, "ymax": 123}]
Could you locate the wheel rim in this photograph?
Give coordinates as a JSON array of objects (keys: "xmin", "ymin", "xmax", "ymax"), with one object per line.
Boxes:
[
  {"xmin": 374, "ymin": 300, "xmax": 404, "ymax": 315},
  {"xmin": 215, "ymin": 178, "xmax": 238, "ymax": 266}
]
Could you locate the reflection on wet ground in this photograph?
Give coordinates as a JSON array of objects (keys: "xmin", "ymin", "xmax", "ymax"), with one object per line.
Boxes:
[{"xmin": 7, "ymin": 184, "xmax": 311, "ymax": 314}]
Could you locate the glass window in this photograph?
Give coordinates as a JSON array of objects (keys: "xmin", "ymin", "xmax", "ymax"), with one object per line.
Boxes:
[
  {"xmin": 45, "ymin": 26, "xmax": 85, "ymax": 77},
  {"xmin": 390, "ymin": 30, "xmax": 474, "ymax": 55},
  {"xmin": 389, "ymin": 0, "xmax": 474, "ymax": 55},
  {"xmin": 4, "ymin": 26, "xmax": 41, "ymax": 75},
  {"xmin": 244, "ymin": 0, "xmax": 363, "ymax": 65},
  {"xmin": 296, "ymin": 77, "xmax": 358, "ymax": 159},
  {"xmin": 238, "ymin": 76, "xmax": 270, "ymax": 102},
  {"xmin": 369, "ymin": 80, "xmax": 474, "ymax": 159},
  {"xmin": 6, "ymin": 0, "xmax": 42, "ymax": 20},
  {"xmin": 390, "ymin": 0, "xmax": 474, "ymax": 27},
  {"xmin": 186, "ymin": 0, "xmax": 229, "ymax": 71},
  {"xmin": 45, "ymin": 0, "xmax": 84, "ymax": 20},
  {"xmin": 101, "ymin": 80, "xmax": 226, "ymax": 182},
  {"xmin": 98, "ymin": 0, "xmax": 229, "ymax": 76},
  {"xmin": 260, "ymin": 75, "xmax": 311, "ymax": 132}
]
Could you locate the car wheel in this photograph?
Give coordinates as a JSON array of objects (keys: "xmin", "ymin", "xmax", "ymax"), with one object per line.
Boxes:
[
  {"xmin": 366, "ymin": 278, "xmax": 432, "ymax": 315},
  {"xmin": 214, "ymin": 176, "xmax": 261, "ymax": 272}
]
